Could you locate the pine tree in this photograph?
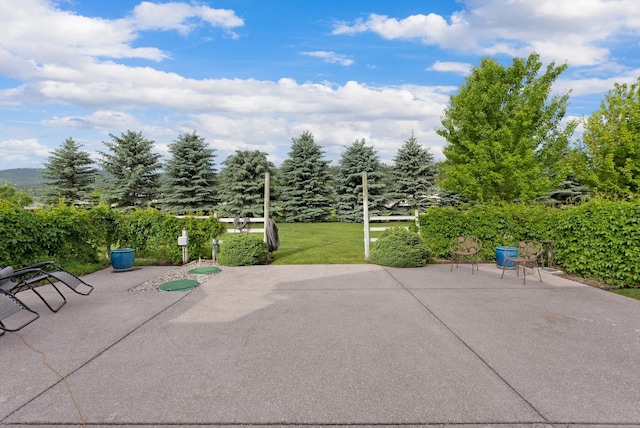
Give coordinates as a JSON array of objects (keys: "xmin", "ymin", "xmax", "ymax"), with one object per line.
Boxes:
[
  {"xmin": 41, "ymin": 137, "xmax": 97, "ymax": 204},
  {"xmin": 279, "ymin": 131, "xmax": 333, "ymax": 222},
  {"xmin": 216, "ymin": 150, "xmax": 274, "ymax": 217},
  {"xmin": 98, "ymin": 130, "xmax": 162, "ymax": 208},
  {"xmin": 335, "ymin": 139, "xmax": 386, "ymax": 223},
  {"xmin": 161, "ymin": 131, "xmax": 217, "ymax": 214},
  {"xmin": 389, "ymin": 135, "xmax": 436, "ymax": 212}
]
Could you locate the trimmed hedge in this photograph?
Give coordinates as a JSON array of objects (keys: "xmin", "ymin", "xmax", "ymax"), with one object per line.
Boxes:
[
  {"xmin": 114, "ymin": 208, "xmax": 226, "ymax": 264},
  {"xmin": 419, "ymin": 200, "xmax": 639, "ymax": 288},
  {"xmin": 216, "ymin": 233, "xmax": 269, "ymax": 266},
  {"xmin": 552, "ymin": 200, "xmax": 640, "ymax": 287},
  {"xmin": 369, "ymin": 227, "xmax": 431, "ymax": 267},
  {"xmin": 0, "ymin": 203, "xmax": 225, "ymax": 267}
]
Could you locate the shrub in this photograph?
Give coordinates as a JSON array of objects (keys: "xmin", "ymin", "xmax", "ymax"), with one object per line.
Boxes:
[
  {"xmin": 369, "ymin": 227, "xmax": 430, "ymax": 268},
  {"xmin": 419, "ymin": 203, "xmax": 556, "ymax": 261},
  {"xmin": 418, "ymin": 200, "xmax": 639, "ymax": 288},
  {"xmin": 0, "ymin": 200, "xmax": 47, "ymax": 266},
  {"xmin": 553, "ymin": 199, "xmax": 640, "ymax": 287},
  {"xmin": 217, "ymin": 233, "xmax": 269, "ymax": 266},
  {"xmin": 0, "ymin": 204, "xmax": 225, "ymax": 268},
  {"xmin": 114, "ymin": 209, "xmax": 225, "ymax": 264}
]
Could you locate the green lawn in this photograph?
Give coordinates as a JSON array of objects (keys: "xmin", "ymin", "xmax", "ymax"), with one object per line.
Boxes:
[
  {"xmin": 271, "ymin": 222, "xmax": 368, "ymax": 264},
  {"xmin": 611, "ymin": 288, "xmax": 640, "ymax": 301},
  {"xmin": 221, "ymin": 221, "xmax": 413, "ymax": 265}
]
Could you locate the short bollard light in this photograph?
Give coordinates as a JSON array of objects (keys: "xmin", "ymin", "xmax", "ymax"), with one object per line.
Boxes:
[
  {"xmin": 178, "ymin": 230, "xmax": 188, "ymax": 264},
  {"xmin": 212, "ymin": 239, "xmax": 220, "ymax": 262}
]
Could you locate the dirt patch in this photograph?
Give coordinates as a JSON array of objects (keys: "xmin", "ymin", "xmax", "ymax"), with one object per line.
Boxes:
[{"xmin": 557, "ymin": 272, "xmax": 613, "ymax": 290}]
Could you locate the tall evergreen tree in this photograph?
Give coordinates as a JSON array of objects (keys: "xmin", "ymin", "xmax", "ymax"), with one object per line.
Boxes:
[
  {"xmin": 98, "ymin": 130, "xmax": 162, "ymax": 208},
  {"xmin": 161, "ymin": 131, "xmax": 217, "ymax": 214},
  {"xmin": 279, "ymin": 131, "xmax": 333, "ymax": 222},
  {"xmin": 437, "ymin": 52, "xmax": 576, "ymax": 202},
  {"xmin": 335, "ymin": 138, "xmax": 386, "ymax": 222},
  {"xmin": 216, "ymin": 150, "xmax": 274, "ymax": 217},
  {"xmin": 389, "ymin": 135, "xmax": 436, "ymax": 212},
  {"xmin": 41, "ymin": 137, "xmax": 97, "ymax": 204}
]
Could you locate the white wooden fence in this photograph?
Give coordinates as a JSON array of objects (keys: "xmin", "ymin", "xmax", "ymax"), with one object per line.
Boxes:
[
  {"xmin": 364, "ymin": 212, "xmax": 419, "ymax": 259},
  {"xmin": 362, "ymin": 171, "xmax": 420, "ymax": 259}
]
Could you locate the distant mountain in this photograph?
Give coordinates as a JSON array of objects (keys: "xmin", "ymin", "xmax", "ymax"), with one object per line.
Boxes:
[{"xmin": 0, "ymin": 168, "xmax": 45, "ymax": 186}]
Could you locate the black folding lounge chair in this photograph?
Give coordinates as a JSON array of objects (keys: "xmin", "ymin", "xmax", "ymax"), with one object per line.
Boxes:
[
  {"xmin": 0, "ymin": 264, "xmax": 94, "ymax": 313},
  {"xmin": 0, "ymin": 289, "xmax": 40, "ymax": 336}
]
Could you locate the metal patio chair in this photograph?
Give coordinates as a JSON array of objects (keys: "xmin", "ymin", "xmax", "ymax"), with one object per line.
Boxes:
[
  {"xmin": 449, "ymin": 236, "xmax": 482, "ymax": 274},
  {"xmin": 500, "ymin": 241, "xmax": 544, "ymax": 284},
  {"xmin": 0, "ymin": 263, "xmax": 93, "ymax": 313},
  {"xmin": 0, "ymin": 289, "xmax": 40, "ymax": 336}
]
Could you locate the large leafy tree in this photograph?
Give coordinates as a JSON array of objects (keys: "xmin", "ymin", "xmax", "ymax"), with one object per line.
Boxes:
[
  {"xmin": 389, "ymin": 135, "xmax": 436, "ymax": 211},
  {"xmin": 41, "ymin": 137, "xmax": 97, "ymax": 204},
  {"xmin": 0, "ymin": 180, "xmax": 32, "ymax": 208},
  {"xmin": 98, "ymin": 130, "xmax": 162, "ymax": 208},
  {"xmin": 279, "ymin": 131, "xmax": 333, "ymax": 222},
  {"xmin": 161, "ymin": 131, "xmax": 217, "ymax": 214},
  {"xmin": 572, "ymin": 78, "xmax": 640, "ymax": 198},
  {"xmin": 335, "ymin": 138, "xmax": 386, "ymax": 222},
  {"xmin": 437, "ymin": 52, "xmax": 576, "ymax": 202},
  {"xmin": 216, "ymin": 150, "xmax": 274, "ymax": 217}
]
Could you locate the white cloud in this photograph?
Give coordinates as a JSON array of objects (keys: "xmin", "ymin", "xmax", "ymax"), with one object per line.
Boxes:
[
  {"xmin": 332, "ymin": 0, "xmax": 640, "ymax": 67},
  {"xmin": 130, "ymin": 1, "xmax": 243, "ymax": 36},
  {"xmin": 0, "ymin": 0, "xmax": 167, "ymax": 65},
  {"xmin": 0, "ymin": 0, "xmax": 245, "ymax": 79},
  {"xmin": 0, "ymin": 138, "xmax": 52, "ymax": 164},
  {"xmin": 555, "ymin": 69, "xmax": 640, "ymax": 96},
  {"xmin": 427, "ymin": 61, "xmax": 472, "ymax": 75},
  {"xmin": 301, "ymin": 51, "xmax": 355, "ymax": 66},
  {"xmin": 43, "ymin": 111, "xmax": 139, "ymax": 130}
]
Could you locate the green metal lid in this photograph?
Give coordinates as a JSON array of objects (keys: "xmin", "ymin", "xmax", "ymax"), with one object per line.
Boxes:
[
  {"xmin": 188, "ymin": 267, "xmax": 221, "ymax": 275},
  {"xmin": 158, "ymin": 279, "xmax": 199, "ymax": 292}
]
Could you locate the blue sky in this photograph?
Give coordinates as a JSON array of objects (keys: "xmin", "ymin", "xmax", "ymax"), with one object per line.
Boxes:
[{"xmin": 1, "ymin": 0, "xmax": 639, "ymax": 171}]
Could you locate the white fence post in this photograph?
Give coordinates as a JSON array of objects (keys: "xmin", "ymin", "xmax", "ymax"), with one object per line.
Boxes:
[
  {"xmin": 363, "ymin": 171, "xmax": 370, "ymax": 259},
  {"xmin": 264, "ymin": 172, "xmax": 270, "ymax": 244}
]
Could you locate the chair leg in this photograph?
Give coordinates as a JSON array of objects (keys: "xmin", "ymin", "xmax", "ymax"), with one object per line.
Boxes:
[
  {"xmin": 29, "ymin": 283, "xmax": 66, "ymax": 312},
  {"xmin": 535, "ymin": 266, "xmax": 543, "ymax": 282},
  {"xmin": 450, "ymin": 257, "xmax": 460, "ymax": 272}
]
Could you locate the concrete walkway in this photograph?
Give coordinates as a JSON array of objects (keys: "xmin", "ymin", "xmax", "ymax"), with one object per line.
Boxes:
[{"xmin": 1, "ymin": 263, "xmax": 639, "ymax": 427}]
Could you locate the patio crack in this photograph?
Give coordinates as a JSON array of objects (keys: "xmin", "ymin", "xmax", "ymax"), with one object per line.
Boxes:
[
  {"xmin": 1, "ymin": 290, "xmax": 194, "ymax": 425},
  {"xmin": 382, "ymin": 267, "xmax": 549, "ymax": 424}
]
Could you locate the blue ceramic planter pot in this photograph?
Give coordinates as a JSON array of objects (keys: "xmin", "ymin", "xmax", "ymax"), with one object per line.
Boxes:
[
  {"xmin": 495, "ymin": 246, "xmax": 518, "ymax": 269},
  {"xmin": 111, "ymin": 248, "xmax": 135, "ymax": 272}
]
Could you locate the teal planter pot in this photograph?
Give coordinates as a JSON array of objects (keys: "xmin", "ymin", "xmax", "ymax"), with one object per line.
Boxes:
[
  {"xmin": 111, "ymin": 248, "xmax": 135, "ymax": 272},
  {"xmin": 496, "ymin": 246, "xmax": 518, "ymax": 269}
]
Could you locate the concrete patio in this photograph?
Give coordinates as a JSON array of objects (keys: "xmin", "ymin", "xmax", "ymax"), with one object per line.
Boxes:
[{"xmin": 1, "ymin": 262, "xmax": 639, "ymax": 427}]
